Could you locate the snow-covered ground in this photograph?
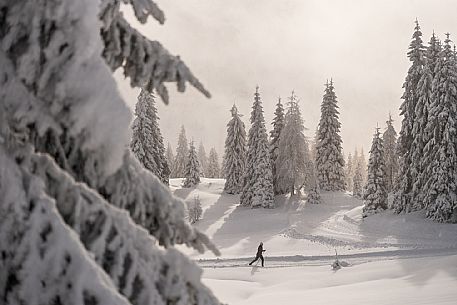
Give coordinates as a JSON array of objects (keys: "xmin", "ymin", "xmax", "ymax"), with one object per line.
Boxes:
[
  {"xmin": 171, "ymin": 178, "xmax": 457, "ymax": 305},
  {"xmin": 203, "ymin": 255, "xmax": 457, "ymax": 305}
]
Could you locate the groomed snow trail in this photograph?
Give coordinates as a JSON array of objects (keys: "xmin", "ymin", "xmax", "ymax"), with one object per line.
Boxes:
[{"xmin": 197, "ymin": 247, "xmax": 457, "ymax": 268}]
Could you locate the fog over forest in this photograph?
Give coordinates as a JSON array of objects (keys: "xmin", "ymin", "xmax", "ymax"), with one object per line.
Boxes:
[{"xmin": 117, "ymin": 0, "xmax": 457, "ymax": 156}]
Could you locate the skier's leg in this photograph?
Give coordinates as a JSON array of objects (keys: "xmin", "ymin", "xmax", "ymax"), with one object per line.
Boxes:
[
  {"xmin": 249, "ymin": 256, "xmax": 258, "ymax": 265},
  {"xmin": 260, "ymin": 255, "xmax": 264, "ymax": 267}
]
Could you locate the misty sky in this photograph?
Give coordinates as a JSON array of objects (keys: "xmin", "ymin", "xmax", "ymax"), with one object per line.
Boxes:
[{"xmin": 116, "ymin": 0, "xmax": 457, "ymax": 160}]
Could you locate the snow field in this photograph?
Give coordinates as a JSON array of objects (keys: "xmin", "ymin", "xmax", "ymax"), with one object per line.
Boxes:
[
  {"xmin": 203, "ymin": 254, "xmax": 457, "ymax": 305},
  {"xmin": 172, "ymin": 179, "xmax": 457, "ymax": 259},
  {"xmin": 172, "ymin": 178, "xmax": 457, "ymax": 304}
]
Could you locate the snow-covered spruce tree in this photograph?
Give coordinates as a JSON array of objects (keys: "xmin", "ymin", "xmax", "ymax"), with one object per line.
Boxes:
[
  {"xmin": 0, "ymin": 0, "xmax": 220, "ymax": 304},
  {"xmin": 409, "ymin": 33, "xmax": 442, "ymax": 209},
  {"xmin": 309, "ymin": 127, "xmax": 318, "ymax": 165},
  {"xmin": 276, "ymin": 91, "xmax": 310, "ymax": 195},
  {"xmin": 359, "ymin": 148, "xmax": 368, "ymax": 186},
  {"xmin": 363, "ymin": 128, "xmax": 388, "ymax": 217},
  {"xmin": 198, "ymin": 141, "xmax": 208, "ymax": 177},
  {"xmin": 308, "ymin": 184, "xmax": 321, "ymax": 205},
  {"xmin": 316, "ymin": 80, "xmax": 346, "ymax": 191},
  {"xmin": 393, "ymin": 20, "xmax": 426, "ymax": 213},
  {"xmin": 183, "ymin": 141, "xmax": 201, "ymax": 187},
  {"xmin": 240, "ymin": 86, "xmax": 275, "ymax": 208},
  {"xmin": 166, "ymin": 142, "xmax": 175, "ymax": 174},
  {"xmin": 423, "ymin": 34, "xmax": 457, "ymax": 222},
  {"xmin": 207, "ymin": 148, "xmax": 221, "ymax": 178},
  {"xmin": 307, "ymin": 160, "xmax": 321, "ymax": 204},
  {"xmin": 221, "ymin": 152, "xmax": 227, "ymax": 178},
  {"xmin": 382, "ymin": 114, "xmax": 399, "ymax": 193},
  {"xmin": 416, "ymin": 33, "xmax": 442, "ymax": 211},
  {"xmin": 270, "ymin": 97, "xmax": 286, "ymax": 194},
  {"xmin": 172, "ymin": 125, "xmax": 189, "ymax": 178},
  {"xmin": 10, "ymin": 0, "xmax": 216, "ymax": 252},
  {"xmin": 223, "ymin": 104, "xmax": 247, "ymax": 194},
  {"xmin": 353, "ymin": 151, "xmax": 364, "ymax": 198},
  {"xmin": 351, "ymin": 149, "xmax": 358, "ymax": 190},
  {"xmin": 131, "ymin": 88, "xmax": 170, "ymax": 185},
  {"xmin": 345, "ymin": 153, "xmax": 354, "ymax": 191},
  {"xmin": 188, "ymin": 195, "xmax": 203, "ymax": 224}
]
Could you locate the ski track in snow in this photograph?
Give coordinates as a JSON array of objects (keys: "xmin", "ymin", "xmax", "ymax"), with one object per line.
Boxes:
[{"xmin": 196, "ymin": 247, "xmax": 457, "ymax": 268}]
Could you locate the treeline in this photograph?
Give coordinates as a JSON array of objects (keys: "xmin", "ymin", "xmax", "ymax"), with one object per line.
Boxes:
[
  {"xmin": 131, "ymin": 82, "xmax": 346, "ymax": 208},
  {"xmin": 130, "ymin": 20, "xmax": 457, "ymax": 223},
  {"xmin": 130, "ymin": 89, "xmax": 224, "ymax": 188},
  {"xmin": 166, "ymin": 126, "xmax": 223, "ymax": 182},
  {"xmin": 222, "ymin": 82, "xmax": 346, "ymax": 208}
]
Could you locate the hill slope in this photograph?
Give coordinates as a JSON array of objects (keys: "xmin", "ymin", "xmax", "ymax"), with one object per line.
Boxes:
[{"xmin": 171, "ymin": 178, "xmax": 457, "ymax": 260}]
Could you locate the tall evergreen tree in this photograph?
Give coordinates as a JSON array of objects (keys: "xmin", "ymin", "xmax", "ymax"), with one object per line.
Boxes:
[
  {"xmin": 353, "ymin": 161, "xmax": 364, "ymax": 199},
  {"xmin": 207, "ymin": 148, "xmax": 221, "ymax": 178},
  {"xmin": 345, "ymin": 153, "xmax": 354, "ymax": 191},
  {"xmin": 240, "ymin": 86, "xmax": 275, "ymax": 208},
  {"xmin": 363, "ymin": 128, "xmax": 388, "ymax": 217},
  {"xmin": 408, "ymin": 33, "xmax": 442, "ymax": 210},
  {"xmin": 221, "ymin": 152, "xmax": 227, "ymax": 178},
  {"xmin": 183, "ymin": 141, "xmax": 201, "ymax": 187},
  {"xmin": 276, "ymin": 91, "xmax": 310, "ymax": 195},
  {"xmin": 382, "ymin": 114, "xmax": 399, "ymax": 193},
  {"xmin": 166, "ymin": 142, "xmax": 175, "ymax": 173},
  {"xmin": 394, "ymin": 20, "xmax": 426, "ymax": 213},
  {"xmin": 131, "ymin": 89, "xmax": 170, "ymax": 185},
  {"xmin": 423, "ymin": 34, "xmax": 457, "ymax": 222},
  {"xmin": 309, "ymin": 127, "xmax": 318, "ymax": 164},
  {"xmin": 270, "ymin": 97, "xmax": 286, "ymax": 194},
  {"xmin": 198, "ymin": 141, "xmax": 208, "ymax": 177},
  {"xmin": 352, "ymin": 148, "xmax": 362, "ymax": 198},
  {"xmin": 224, "ymin": 104, "xmax": 247, "ymax": 193},
  {"xmin": 316, "ymin": 80, "xmax": 345, "ymax": 191},
  {"xmin": 359, "ymin": 148, "xmax": 368, "ymax": 186},
  {"xmin": 0, "ymin": 0, "xmax": 219, "ymax": 304},
  {"xmin": 172, "ymin": 125, "xmax": 189, "ymax": 178},
  {"xmin": 414, "ymin": 33, "xmax": 442, "ymax": 210}
]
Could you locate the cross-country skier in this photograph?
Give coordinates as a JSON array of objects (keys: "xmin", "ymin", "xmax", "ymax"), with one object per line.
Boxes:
[{"xmin": 249, "ymin": 242, "xmax": 266, "ymax": 267}]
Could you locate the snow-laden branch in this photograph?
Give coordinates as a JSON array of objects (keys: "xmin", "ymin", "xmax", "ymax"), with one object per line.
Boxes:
[
  {"xmin": 28, "ymin": 150, "xmax": 219, "ymax": 304},
  {"xmin": 101, "ymin": 15, "xmax": 211, "ymax": 104},
  {"xmin": 0, "ymin": 0, "xmax": 220, "ymax": 303},
  {"xmin": 102, "ymin": 151, "xmax": 220, "ymax": 254},
  {"xmin": 100, "ymin": 0, "xmax": 165, "ymax": 28},
  {"xmin": 0, "ymin": 5, "xmax": 216, "ymax": 253},
  {"xmin": 0, "ymin": 147, "xmax": 131, "ymax": 305}
]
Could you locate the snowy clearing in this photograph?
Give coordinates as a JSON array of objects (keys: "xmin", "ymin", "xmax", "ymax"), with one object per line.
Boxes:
[
  {"xmin": 203, "ymin": 254, "xmax": 457, "ymax": 305},
  {"xmin": 171, "ymin": 178, "xmax": 457, "ymax": 305}
]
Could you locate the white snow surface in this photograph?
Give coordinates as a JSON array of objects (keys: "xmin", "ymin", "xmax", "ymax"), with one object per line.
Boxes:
[{"xmin": 171, "ymin": 178, "xmax": 457, "ymax": 305}]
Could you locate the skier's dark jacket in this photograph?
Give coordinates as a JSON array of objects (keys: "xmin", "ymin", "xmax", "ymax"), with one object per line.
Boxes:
[{"xmin": 256, "ymin": 244, "xmax": 265, "ymax": 256}]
